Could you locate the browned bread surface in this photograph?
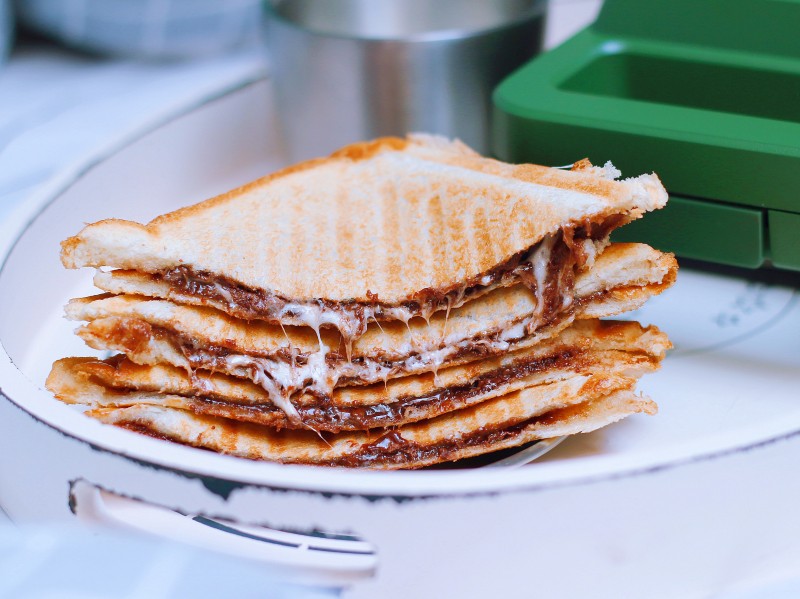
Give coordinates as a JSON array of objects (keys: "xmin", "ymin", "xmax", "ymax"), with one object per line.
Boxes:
[
  {"xmin": 61, "ymin": 135, "xmax": 667, "ymax": 304},
  {"xmin": 51, "ymin": 366, "xmax": 656, "ymax": 469}
]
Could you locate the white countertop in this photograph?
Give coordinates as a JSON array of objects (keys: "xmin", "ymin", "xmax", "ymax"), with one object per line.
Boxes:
[{"xmin": 0, "ymin": 42, "xmax": 265, "ymax": 225}]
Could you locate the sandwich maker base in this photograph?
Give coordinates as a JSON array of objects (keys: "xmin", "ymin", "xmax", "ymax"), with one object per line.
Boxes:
[{"xmin": 492, "ymin": 0, "xmax": 800, "ymax": 271}]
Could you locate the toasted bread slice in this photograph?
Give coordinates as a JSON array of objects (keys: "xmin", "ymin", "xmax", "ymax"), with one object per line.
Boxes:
[
  {"xmin": 66, "ymin": 243, "xmax": 676, "ymax": 373},
  {"xmin": 48, "ymin": 319, "xmax": 668, "ymax": 431},
  {"xmin": 52, "ymin": 366, "xmax": 656, "ymax": 468},
  {"xmin": 62, "ymin": 135, "xmax": 666, "ymax": 310}
]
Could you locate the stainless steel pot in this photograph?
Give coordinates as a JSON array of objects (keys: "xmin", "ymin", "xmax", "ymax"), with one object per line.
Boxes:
[{"xmin": 265, "ymin": 0, "xmax": 546, "ymax": 161}]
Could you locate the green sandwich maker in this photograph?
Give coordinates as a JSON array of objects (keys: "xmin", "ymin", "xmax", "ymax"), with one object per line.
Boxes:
[{"xmin": 492, "ymin": 0, "xmax": 800, "ymax": 271}]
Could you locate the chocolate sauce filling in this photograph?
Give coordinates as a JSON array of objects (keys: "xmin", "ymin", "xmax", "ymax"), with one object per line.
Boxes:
[
  {"xmin": 156, "ymin": 216, "xmax": 623, "ymax": 337},
  {"xmin": 112, "ymin": 400, "xmax": 587, "ymax": 469},
  {"xmin": 325, "ymin": 401, "xmax": 592, "ymax": 469},
  {"xmin": 173, "ymin": 348, "xmax": 581, "ymax": 432},
  {"xmin": 171, "ymin": 233, "xmax": 574, "ymax": 366},
  {"xmin": 94, "ymin": 238, "xmax": 590, "ymax": 422}
]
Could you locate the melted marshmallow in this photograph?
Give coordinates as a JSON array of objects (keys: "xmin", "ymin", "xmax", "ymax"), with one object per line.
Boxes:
[
  {"xmin": 526, "ymin": 234, "xmax": 555, "ymax": 319},
  {"xmin": 183, "ymin": 234, "xmax": 576, "ymax": 421}
]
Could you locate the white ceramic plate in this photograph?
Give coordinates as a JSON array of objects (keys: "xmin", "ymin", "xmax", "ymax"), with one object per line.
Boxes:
[{"xmin": 1, "ymin": 79, "xmax": 799, "ymax": 496}]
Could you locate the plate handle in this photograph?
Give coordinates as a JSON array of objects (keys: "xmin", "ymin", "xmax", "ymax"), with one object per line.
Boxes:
[{"xmin": 69, "ymin": 480, "xmax": 378, "ymax": 588}]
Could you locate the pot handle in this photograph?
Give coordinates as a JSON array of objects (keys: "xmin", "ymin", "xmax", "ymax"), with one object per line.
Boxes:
[{"xmin": 70, "ymin": 480, "xmax": 377, "ymax": 589}]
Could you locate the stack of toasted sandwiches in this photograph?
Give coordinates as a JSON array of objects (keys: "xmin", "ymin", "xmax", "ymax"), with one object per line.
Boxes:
[{"xmin": 48, "ymin": 135, "xmax": 676, "ymax": 469}]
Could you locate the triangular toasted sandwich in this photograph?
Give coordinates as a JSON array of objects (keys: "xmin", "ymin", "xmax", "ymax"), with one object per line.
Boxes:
[{"xmin": 50, "ymin": 135, "xmax": 676, "ymax": 468}]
